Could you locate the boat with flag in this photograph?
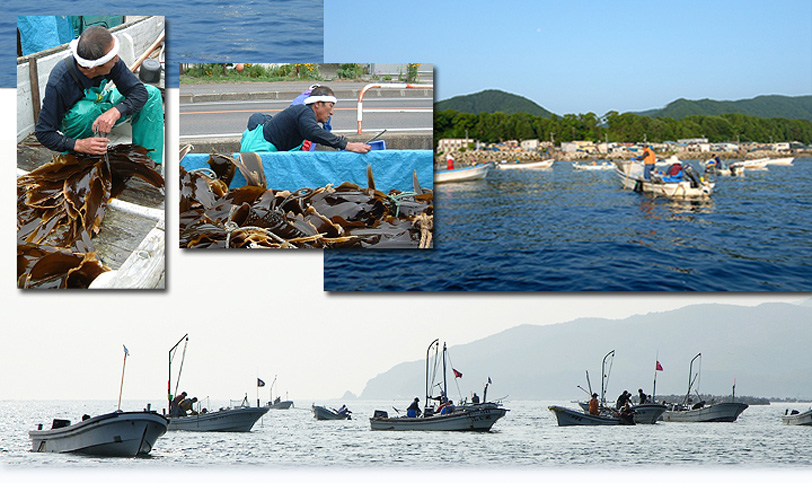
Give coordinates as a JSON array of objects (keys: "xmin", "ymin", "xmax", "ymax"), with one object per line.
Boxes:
[
  {"xmin": 370, "ymin": 339, "xmax": 508, "ymax": 431},
  {"xmin": 661, "ymin": 353, "xmax": 748, "ymax": 423},
  {"xmin": 166, "ymin": 334, "xmax": 269, "ymax": 431}
]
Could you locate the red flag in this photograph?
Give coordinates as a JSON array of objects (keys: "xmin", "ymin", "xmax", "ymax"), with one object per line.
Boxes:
[
  {"xmin": 656, "ymin": 361, "xmax": 664, "ymax": 371},
  {"xmin": 453, "ymin": 369, "xmax": 463, "ymax": 378}
]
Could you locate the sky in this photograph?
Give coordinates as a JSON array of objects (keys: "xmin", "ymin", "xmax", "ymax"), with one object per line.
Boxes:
[{"xmin": 326, "ymin": 0, "xmax": 812, "ymax": 116}]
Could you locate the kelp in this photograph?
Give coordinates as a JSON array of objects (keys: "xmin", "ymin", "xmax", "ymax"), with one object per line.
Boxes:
[
  {"xmin": 16, "ymin": 144, "xmax": 165, "ymax": 288},
  {"xmin": 179, "ymin": 152, "xmax": 433, "ymax": 249}
]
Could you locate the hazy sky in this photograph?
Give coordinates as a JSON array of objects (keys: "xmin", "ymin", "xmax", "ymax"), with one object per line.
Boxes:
[{"xmin": 326, "ymin": 0, "xmax": 812, "ymax": 116}]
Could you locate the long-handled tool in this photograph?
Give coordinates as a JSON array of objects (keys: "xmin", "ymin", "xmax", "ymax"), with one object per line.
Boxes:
[{"xmin": 366, "ymin": 129, "xmax": 387, "ymax": 144}]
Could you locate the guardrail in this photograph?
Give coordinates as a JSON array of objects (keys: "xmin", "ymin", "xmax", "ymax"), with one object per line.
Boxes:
[{"xmin": 356, "ymin": 83, "xmax": 433, "ymax": 134}]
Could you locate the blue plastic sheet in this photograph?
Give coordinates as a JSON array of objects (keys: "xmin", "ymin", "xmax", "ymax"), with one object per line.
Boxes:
[
  {"xmin": 181, "ymin": 150, "xmax": 433, "ymax": 192},
  {"xmin": 18, "ymin": 16, "xmax": 75, "ymax": 56}
]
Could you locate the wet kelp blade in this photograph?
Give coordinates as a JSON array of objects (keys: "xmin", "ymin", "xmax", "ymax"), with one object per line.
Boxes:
[
  {"xmin": 179, "ymin": 153, "xmax": 433, "ymax": 249},
  {"xmin": 17, "ymin": 144, "xmax": 164, "ymax": 288}
]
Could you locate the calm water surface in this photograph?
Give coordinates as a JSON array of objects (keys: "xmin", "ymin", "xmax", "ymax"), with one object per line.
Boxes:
[
  {"xmin": 7, "ymin": 0, "xmax": 324, "ymax": 88},
  {"xmin": 325, "ymin": 159, "xmax": 812, "ymax": 291},
  {"xmin": 1, "ymin": 400, "xmax": 811, "ymax": 468}
]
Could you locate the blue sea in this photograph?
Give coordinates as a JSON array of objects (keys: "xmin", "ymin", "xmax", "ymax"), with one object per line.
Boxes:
[
  {"xmin": 2, "ymin": 400, "xmax": 811, "ymax": 468},
  {"xmin": 7, "ymin": 0, "xmax": 324, "ymax": 88},
  {"xmin": 324, "ymin": 159, "xmax": 812, "ymax": 291}
]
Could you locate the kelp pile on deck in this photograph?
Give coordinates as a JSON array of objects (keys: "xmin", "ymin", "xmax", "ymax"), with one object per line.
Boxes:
[
  {"xmin": 179, "ymin": 152, "xmax": 433, "ymax": 249},
  {"xmin": 17, "ymin": 144, "xmax": 165, "ymax": 288}
]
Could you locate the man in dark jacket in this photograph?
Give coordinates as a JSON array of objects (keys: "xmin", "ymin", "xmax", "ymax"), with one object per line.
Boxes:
[
  {"xmin": 35, "ymin": 26, "xmax": 164, "ymax": 163},
  {"xmin": 240, "ymin": 85, "xmax": 370, "ymax": 153}
]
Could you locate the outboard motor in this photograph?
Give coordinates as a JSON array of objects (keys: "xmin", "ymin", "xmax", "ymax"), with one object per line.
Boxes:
[{"xmin": 683, "ymin": 164, "xmax": 703, "ymax": 188}]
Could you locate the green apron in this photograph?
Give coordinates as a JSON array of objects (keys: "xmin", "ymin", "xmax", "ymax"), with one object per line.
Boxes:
[
  {"xmin": 61, "ymin": 79, "xmax": 164, "ymax": 163},
  {"xmin": 239, "ymin": 125, "xmax": 303, "ymax": 152}
]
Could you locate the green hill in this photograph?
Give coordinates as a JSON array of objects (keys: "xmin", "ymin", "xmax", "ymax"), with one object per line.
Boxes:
[
  {"xmin": 435, "ymin": 89, "xmax": 554, "ymax": 117},
  {"xmin": 637, "ymin": 95, "xmax": 812, "ymax": 121}
]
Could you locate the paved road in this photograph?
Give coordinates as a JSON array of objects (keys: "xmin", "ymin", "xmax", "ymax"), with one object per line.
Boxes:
[{"xmin": 180, "ymin": 94, "xmax": 433, "ymax": 140}]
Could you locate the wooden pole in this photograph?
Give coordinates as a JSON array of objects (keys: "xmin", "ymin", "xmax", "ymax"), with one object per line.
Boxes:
[
  {"xmin": 28, "ymin": 57, "xmax": 41, "ymax": 123},
  {"xmin": 118, "ymin": 346, "xmax": 129, "ymax": 411},
  {"xmin": 130, "ymin": 32, "xmax": 165, "ymax": 72}
]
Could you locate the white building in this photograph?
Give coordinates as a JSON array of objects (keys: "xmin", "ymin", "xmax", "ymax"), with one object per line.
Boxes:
[
  {"xmin": 437, "ymin": 138, "xmax": 474, "ymax": 152},
  {"xmin": 521, "ymin": 139, "xmax": 540, "ymax": 151}
]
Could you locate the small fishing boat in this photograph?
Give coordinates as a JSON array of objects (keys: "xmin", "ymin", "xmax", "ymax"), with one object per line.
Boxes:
[
  {"xmin": 613, "ymin": 160, "xmax": 714, "ymax": 198},
  {"xmin": 737, "ymin": 158, "xmax": 770, "ymax": 169},
  {"xmin": 29, "ymin": 410, "xmax": 167, "ymax": 457},
  {"xmin": 496, "ymin": 158, "xmax": 554, "ymax": 170},
  {"xmin": 572, "ymin": 161, "xmax": 613, "ymax": 170},
  {"xmin": 548, "ymin": 405, "xmax": 633, "ymax": 426},
  {"xmin": 370, "ymin": 339, "xmax": 508, "ymax": 431},
  {"xmin": 781, "ymin": 408, "xmax": 812, "ymax": 426},
  {"xmin": 765, "ymin": 157, "xmax": 794, "ymax": 166},
  {"xmin": 434, "ymin": 164, "xmax": 490, "ymax": 184},
  {"xmin": 312, "ymin": 404, "xmax": 351, "ymax": 420},
  {"xmin": 268, "ymin": 397, "xmax": 294, "ymax": 410},
  {"xmin": 661, "ymin": 353, "xmax": 748, "ymax": 423},
  {"xmin": 168, "ymin": 404, "xmax": 269, "ymax": 432},
  {"xmin": 166, "ymin": 334, "xmax": 269, "ymax": 431}
]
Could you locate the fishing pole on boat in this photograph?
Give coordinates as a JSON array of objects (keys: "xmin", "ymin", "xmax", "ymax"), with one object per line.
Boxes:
[{"xmin": 117, "ymin": 345, "xmax": 130, "ymax": 411}]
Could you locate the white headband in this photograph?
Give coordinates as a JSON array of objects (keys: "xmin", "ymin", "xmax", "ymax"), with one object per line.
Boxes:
[
  {"xmin": 70, "ymin": 36, "xmax": 120, "ymax": 69},
  {"xmin": 304, "ymin": 95, "xmax": 337, "ymax": 105}
]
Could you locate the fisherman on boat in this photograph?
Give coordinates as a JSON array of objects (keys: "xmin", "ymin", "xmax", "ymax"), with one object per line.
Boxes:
[
  {"xmin": 439, "ymin": 400, "xmax": 456, "ymax": 415},
  {"xmin": 639, "ymin": 145, "xmax": 657, "ymax": 180},
  {"xmin": 240, "ymin": 85, "xmax": 370, "ymax": 153},
  {"xmin": 179, "ymin": 396, "xmax": 198, "ymax": 416},
  {"xmin": 407, "ymin": 397, "xmax": 422, "ymax": 418},
  {"xmin": 35, "ymin": 26, "xmax": 164, "ymax": 163},
  {"xmin": 616, "ymin": 390, "xmax": 632, "ymax": 410},
  {"xmin": 638, "ymin": 389, "xmax": 649, "ymax": 404},
  {"xmin": 471, "ymin": 392, "xmax": 480, "ymax": 404},
  {"xmin": 446, "ymin": 153, "xmax": 455, "ymax": 170},
  {"xmin": 336, "ymin": 404, "xmax": 351, "ymax": 417},
  {"xmin": 170, "ymin": 391, "xmax": 187, "ymax": 417},
  {"xmin": 589, "ymin": 393, "xmax": 600, "ymax": 415}
]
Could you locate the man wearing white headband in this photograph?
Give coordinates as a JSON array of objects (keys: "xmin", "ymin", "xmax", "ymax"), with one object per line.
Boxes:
[
  {"xmin": 35, "ymin": 26, "xmax": 164, "ymax": 163},
  {"xmin": 241, "ymin": 86, "xmax": 370, "ymax": 153}
]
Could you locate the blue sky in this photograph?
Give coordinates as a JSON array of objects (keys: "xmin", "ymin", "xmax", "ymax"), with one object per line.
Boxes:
[{"xmin": 325, "ymin": 0, "xmax": 812, "ymax": 116}]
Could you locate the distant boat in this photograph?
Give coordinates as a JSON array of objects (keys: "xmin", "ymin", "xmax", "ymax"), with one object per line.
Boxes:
[
  {"xmin": 268, "ymin": 397, "xmax": 294, "ymax": 410},
  {"xmin": 370, "ymin": 339, "xmax": 508, "ymax": 431},
  {"xmin": 662, "ymin": 353, "xmax": 748, "ymax": 423},
  {"xmin": 735, "ymin": 158, "xmax": 770, "ymax": 169},
  {"xmin": 548, "ymin": 405, "xmax": 633, "ymax": 426},
  {"xmin": 434, "ymin": 164, "xmax": 490, "ymax": 184},
  {"xmin": 781, "ymin": 408, "xmax": 812, "ymax": 426},
  {"xmin": 167, "ymin": 334, "xmax": 269, "ymax": 431},
  {"xmin": 572, "ymin": 161, "xmax": 613, "ymax": 170},
  {"xmin": 573, "ymin": 350, "xmax": 667, "ymax": 424},
  {"xmin": 613, "ymin": 160, "xmax": 714, "ymax": 198},
  {"xmin": 29, "ymin": 410, "xmax": 167, "ymax": 457},
  {"xmin": 312, "ymin": 404, "xmax": 351, "ymax": 420},
  {"xmin": 497, "ymin": 158, "xmax": 554, "ymax": 170},
  {"xmin": 168, "ymin": 404, "xmax": 269, "ymax": 432}
]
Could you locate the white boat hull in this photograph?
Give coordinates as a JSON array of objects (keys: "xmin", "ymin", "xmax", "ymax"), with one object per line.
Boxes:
[
  {"xmin": 370, "ymin": 404, "xmax": 507, "ymax": 431},
  {"xmin": 268, "ymin": 400, "xmax": 293, "ymax": 409},
  {"xmin": 167, "ymin": 406, "xmax": 269, "ymax": 432},
  {"xmin": 572, "ymin": 162, "xmax": 613, "ymax": 170},
  {"xmin": 29, "ymin": 411, "xmax": 167, "ymax": 457},
  {"xmin": 312, "ymin": 405, "xmax": 351, "ymax": 420},
  {"xmin": 577, "ymin": 402, "xmax": 666, "ymax": 424},
  {"xmin": 765, "ymin": 157, "xmax": 794, "ymax": 166},
  {"xmin": 662, "ymin": 402, "xmax": 748, "ymax": 422},
  {"xmin": 434, "ymin": 164, "xmax": 490, "ymax": 184},
  {"xmin": 497, "ymin": 159, "xmax": 554, "ymax": 170},
  {"xmin": 781, "ymin": 408, "xmax": 812, "ymax": 425},
  {"xmin": 613, "ymin": 161, "xmax": 714, "ymax": 198},
  {"xmin": 549, "ymin": 405, "xmax": 626, "ymax": 426}
]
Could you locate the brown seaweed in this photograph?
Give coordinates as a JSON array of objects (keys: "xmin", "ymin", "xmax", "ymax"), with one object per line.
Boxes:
[
  {"xmin": 179, "ymin": 154, "xmax": 433, "ymax": 249},
  {"xmin": 17, "ymin": 144, "xmax": 165, "ymax": 288}
]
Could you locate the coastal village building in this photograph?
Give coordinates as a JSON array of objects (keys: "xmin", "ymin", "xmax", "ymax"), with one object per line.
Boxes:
[
  {"xmin": 561, "ymin": 140, "xmax": 597, "ymax": 154},
  {"xmin": 436, "ymin": 138, "xmax": 474, "ymax": 152},
  {"xmin": 521, "ymin": 139, "xmax": 540, "ymax": 151}
]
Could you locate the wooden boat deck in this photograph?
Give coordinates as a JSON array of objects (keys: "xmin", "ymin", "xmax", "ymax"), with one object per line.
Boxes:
[{"xmin": 17, "ymin": 136, "xmax": 165, "ymax": 284}]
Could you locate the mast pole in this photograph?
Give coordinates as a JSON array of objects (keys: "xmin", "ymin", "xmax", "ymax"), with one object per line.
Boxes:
[
  {"xmin": 168, "ymin": 334, "xmax": 189, "ymax": 413},
  {"xmin": 117, "ymin": 345, "xmax": 129, "ymax": 411},
  {"xmin": 425, "ymin": 339, "xmax": 438, "ymax": 412},
  {"xmin": 442, "ymin": 343, "xmax": 448, "ymax": 400}
]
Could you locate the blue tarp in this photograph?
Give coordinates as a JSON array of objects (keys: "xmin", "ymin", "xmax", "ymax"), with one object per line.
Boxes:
[
  {"xmin": 18, "ymin": 16, "xmax": 75, "ymax": 56},
  {"xmin": 181, "ymin": 150, "xmax": 433, "ymax": 192}
]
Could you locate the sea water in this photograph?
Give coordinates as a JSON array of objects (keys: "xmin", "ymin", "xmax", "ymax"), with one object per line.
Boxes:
[
  {"xmin": 2, "ymin": 400, "xmax": 811, "ymax": 468},
  {"xmin": 5, "ymin": 0, "xmax": 324, "ymax": 88},
  {"xmin": 324, "ymin": 159, "xmax": 812, "ymax": 291}
]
